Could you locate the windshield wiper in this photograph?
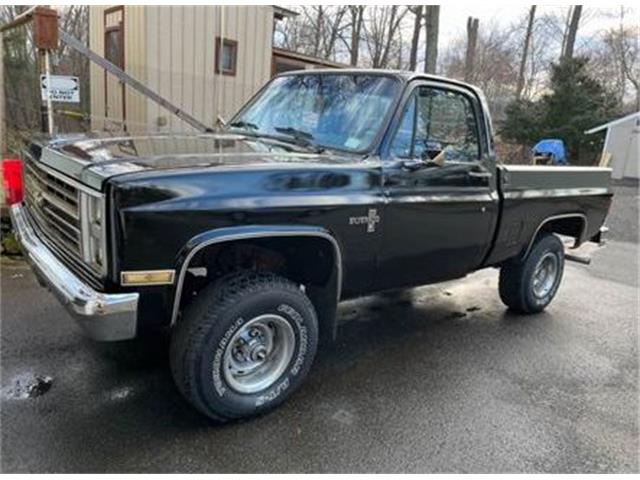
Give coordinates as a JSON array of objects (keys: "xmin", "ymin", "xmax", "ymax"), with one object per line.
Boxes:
[
  {"xmin": 228, "ymin": 120, "xmax": 259, "ymax": 130},
  {"xmin": 275, "ymin": 126, "xmax": 314, "ymax": 140},
  {"xmin": 273, "ymin": 126, "xmax": 325, "ymax": 153}
]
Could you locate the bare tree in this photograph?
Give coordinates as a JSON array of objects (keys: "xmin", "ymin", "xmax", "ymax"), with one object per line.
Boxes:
[
  {"xmin": 362, "ymin": 6, "xmax": 408, "ymax": 68},
  {"xmin": 408, "ymin": 6, "xmax": 423, "ymax": 71},
  {"xmin": 303, "ymin": 6, "xmax": 324, "ymax": 57},
  {"xmin": 442, "ymin": 20, "xmax": 520, "ymax": 122},
  {"xmin": 424, "ymin": 6, "xmax": 440, "ymax": 74},
  {"xmin": 614, "ymin": 9, "xmax": 639, "ymax": 110},
  {"xmin": 561, "ymin": 5, "xmax": 582, "ymax": 60},
  {"xmin": 275, "ymin": 6, "xmax": 349, "ymax": 61},
  {"xmin": 322, "ymin": 7, "xmax": 349, "ymax": 59},
  {"xmin": 464, "ymin": 17, "xmax": 479, "ymax": 81},
  {"xmin": 516, "ymin": 5, "xmax": 536, "ymax": 99},
  {"xmin": 591, "ymin": 8, "xmax": 640, "ymax": 110}
]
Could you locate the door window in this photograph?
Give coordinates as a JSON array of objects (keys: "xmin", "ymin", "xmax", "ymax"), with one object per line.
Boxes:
[
  {"xmin": 105, "ymin": 29, "xmax": 123, "ymax": 68},
  {"xmin": 104, "ymin": 7, "xmax": 124, "ymax": 69},
  {"xmin": 390, "ymin": 86, "xmax": 480, "ymax": 162}
]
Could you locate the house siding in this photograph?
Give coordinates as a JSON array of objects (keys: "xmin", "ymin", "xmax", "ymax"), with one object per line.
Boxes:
[{"xmin": 90, "ymin": 6, "xmax": 273, "ymax": 134}]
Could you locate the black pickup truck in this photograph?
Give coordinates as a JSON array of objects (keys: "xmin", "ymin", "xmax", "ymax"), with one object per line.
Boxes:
[{"xmin": 12, "ymin": 70, "xmax": 612, "ymax": 421}]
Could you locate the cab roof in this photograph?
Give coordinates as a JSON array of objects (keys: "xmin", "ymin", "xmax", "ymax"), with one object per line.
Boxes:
[{"xmin": 278, "ymin": 68, "xmax": 484, "ymax": 97}]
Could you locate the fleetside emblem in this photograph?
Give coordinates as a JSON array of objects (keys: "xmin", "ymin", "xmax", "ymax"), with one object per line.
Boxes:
[{"xmin": 349, "ymin": 208, "xmax": 381, "ymax": 233}]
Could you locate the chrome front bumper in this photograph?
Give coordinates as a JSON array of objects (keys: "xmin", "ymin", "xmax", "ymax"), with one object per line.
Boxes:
[{"xmin": 10, "ymin": 204, "xmax": 138, "ymax": 341}]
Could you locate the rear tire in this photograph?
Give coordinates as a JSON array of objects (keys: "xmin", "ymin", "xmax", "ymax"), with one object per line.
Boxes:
[
  {"xmin": 499, "ymin": 233, "xmax": 565, "ymax": 314},
  {"xmin": 170, "ymin": 271, "xmax": 318, "ymax": 422}
]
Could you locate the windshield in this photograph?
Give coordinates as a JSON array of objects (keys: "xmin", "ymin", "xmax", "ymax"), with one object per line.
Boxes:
[{"xmin": 230, "ymin": 74, "xmax": 400, "ymax": 153}]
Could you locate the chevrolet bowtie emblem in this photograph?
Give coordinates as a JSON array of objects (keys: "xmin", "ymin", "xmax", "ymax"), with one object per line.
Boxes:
[{"xmin": 349, "ymin": 208, "xmax": 381, "ymax": 233}]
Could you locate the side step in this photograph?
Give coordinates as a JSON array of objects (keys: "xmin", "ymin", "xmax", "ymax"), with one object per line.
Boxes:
[{"xmin": 565, "ymin": 252, "xmax": 591, "ymax": 265}]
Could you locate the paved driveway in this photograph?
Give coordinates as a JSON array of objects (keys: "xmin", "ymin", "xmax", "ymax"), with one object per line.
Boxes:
[{"xmin": 1, "ymin": 238, "xmax": 638, "ymax": 473}]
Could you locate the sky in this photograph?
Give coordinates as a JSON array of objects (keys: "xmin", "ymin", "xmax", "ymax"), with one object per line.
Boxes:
[{"xmin": 438, "ymin": 5, "xmax": 638, "ymax": 46}]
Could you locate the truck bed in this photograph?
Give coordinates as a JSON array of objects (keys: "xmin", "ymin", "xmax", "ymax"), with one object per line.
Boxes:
[{"xmin": 484, "ymin": 165, "xmax": 613, "ymax": 266}]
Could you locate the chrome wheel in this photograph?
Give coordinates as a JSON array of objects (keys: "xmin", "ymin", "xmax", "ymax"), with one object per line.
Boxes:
[
  {"xmin": 532, "ymin": 252, "xmax": 559, "ymax": 299},
  {"xmin": 222, "ymin": 314, "xmax": 296, "ymax": 394}
]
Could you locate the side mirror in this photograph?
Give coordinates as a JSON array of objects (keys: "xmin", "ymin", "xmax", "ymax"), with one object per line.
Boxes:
[{"xmin": 429, "ymin": 150, "xmax": 446, "ymax": 167}]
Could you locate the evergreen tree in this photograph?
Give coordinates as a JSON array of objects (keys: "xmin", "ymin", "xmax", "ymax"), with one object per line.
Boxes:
[{"xmin": 502, "ymin": 57, "xmax": 620, "ymax": 163}]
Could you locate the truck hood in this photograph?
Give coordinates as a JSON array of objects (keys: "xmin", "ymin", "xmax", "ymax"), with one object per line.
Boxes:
[{"xmin": 33, "ymin": 133, "xmax": 355, "ymax": 190}]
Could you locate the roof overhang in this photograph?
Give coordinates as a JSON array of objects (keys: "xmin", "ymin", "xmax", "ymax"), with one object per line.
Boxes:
[
  {"xmin": 272, "ymin": 47, "xmax": 348, "ymax": 69},
  {"xmin": 585, "ymin": 111, "xmax": 640, "ymax": 135},
  {"xmin": 273, "ymin": 6, "xmax": 298, "ymax": 21}
]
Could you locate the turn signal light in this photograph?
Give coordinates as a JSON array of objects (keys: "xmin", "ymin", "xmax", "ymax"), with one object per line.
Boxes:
[{"xmin": 121, "ymin": 270, "xmax": 175, "ymax": 286}]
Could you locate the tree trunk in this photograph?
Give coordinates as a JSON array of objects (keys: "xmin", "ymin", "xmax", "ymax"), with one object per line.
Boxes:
[
  {"xmin": 349, "ymin": 6, "xmax": 364, "ymax": 66},
  {"xmin": 424, "ymin": 5, "xmax": 440, "ymax": 74},
  {"xmin": 408, "ymin": 6, "xmax": 423, "ymax": 71},
  {"xmin": 562, "ymin": 5, "xmax": 582, "ymax": 60},
  {"xmin": 379, "ymin": 6, "xmax": 398, "ymax": 68},
  {"xmin": 312, "ymin": 6, "xmax": 324, "ymax": 58},
  {"xmin": 560, "ymin": 7, "xmax": 571, "ymax": 59},
  {"xmin": 464, "ymin": 17, "xmax": 479, "ymax": 82},
  {"xmin": 323, "ymin": 7, "xmax": 347, "ymax": 60},
  {"xmin": 516, "ymin": 5, "xmax": 536, "ymax": 99}
]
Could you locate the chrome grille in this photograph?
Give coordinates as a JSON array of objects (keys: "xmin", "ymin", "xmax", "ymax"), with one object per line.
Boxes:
[
  {"xmin": 22, "ymin": 148, "xmax": 106, "ymax": 283},
  {"xmin": 23, "ymin": 160, "xmax": 82, "ymax": 256}
]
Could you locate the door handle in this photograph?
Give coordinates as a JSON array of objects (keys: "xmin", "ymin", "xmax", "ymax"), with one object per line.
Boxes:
[
  {"xmin": 400, "ymin": 159, "xmax": 425, "ymax": 172},
  {"xmin": 468, "ymin": 170, "xmax": 491, "ymax": 178}
]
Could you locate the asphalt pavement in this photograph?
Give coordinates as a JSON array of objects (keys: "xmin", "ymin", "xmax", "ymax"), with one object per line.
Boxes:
[{"xmin": 1, "ymin": 232, "xmax": 637, "ymax": 473}]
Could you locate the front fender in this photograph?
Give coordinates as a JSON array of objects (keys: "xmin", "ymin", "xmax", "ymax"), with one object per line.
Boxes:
[{"xmin": 171, "ymin": 224, "xmax": 343, "ymax": 326}]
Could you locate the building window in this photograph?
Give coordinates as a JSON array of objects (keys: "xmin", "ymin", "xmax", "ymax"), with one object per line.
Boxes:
[
  {"xmin": 215, "ymin": 37, "xmax": 237, "ymax": 76},
  {"xmin": 105, "ymin": 28, "xmax": 123, "ymax": 68}
]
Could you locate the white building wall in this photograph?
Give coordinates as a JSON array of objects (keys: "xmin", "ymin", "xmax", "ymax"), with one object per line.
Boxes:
[
  {"xmin": 145, "ymin": 5, "xmax": 274, "ymax": 133},
  {"xmin": 604, "ymin": 114, "xmax": 640, "ymax": 180},
  {"xmin": 90, "ymin": 6, "xmax": 274, "ymax": 133}
]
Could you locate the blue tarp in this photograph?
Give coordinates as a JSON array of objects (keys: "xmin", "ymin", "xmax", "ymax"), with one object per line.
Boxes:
[{"xmin": 532, "ymin": 139, "xmax": 568, "ymax": 165}]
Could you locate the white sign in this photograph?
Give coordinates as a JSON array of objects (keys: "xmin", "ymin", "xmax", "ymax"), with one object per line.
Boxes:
[{"xmin": 40, "ymin": 75, "xmax": 80, "ymax": 103}]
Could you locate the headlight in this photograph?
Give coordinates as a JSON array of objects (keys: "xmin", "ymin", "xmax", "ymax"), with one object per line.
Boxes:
[{"xmin": 80, "ymin": 192, "xmax": 106, "ymax": 272}]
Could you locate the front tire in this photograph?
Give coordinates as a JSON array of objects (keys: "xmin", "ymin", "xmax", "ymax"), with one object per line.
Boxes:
[
  {"xmin": 499, "ymin": 233, "xmax": 565, "ymax": 313},
  {"xmin": 170, "ymin": 271, "xmax": 318, "ymax": 422}
]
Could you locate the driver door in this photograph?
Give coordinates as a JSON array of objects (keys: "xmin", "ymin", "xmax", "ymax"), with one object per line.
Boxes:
[{"xmin": 375, "ymin": 82, "xmax": 498, "ymax": 290}]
